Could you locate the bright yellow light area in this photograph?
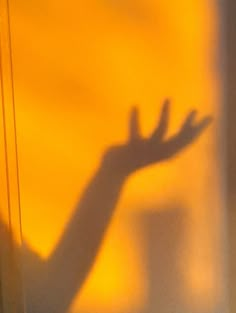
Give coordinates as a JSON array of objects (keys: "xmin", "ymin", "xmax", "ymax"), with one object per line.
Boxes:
[{"xmin": 5, "ymin": 0, "xmax": 225, "ymax": 312}]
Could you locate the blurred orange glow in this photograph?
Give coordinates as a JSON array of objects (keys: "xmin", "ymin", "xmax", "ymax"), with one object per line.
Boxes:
[{"xmin": 3, "ymin": 0, "xmax": 225, "ymax": 312}]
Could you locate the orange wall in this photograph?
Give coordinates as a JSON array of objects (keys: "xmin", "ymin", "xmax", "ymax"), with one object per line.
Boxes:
[{"xmin": 4, "ymin": 1, "xmax": 226, "ymax": 312}]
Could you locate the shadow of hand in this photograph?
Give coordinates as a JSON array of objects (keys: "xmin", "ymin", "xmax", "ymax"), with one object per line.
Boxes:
[{"xmin": 103, "ymin": 99, "xmax": 212, "ymax": 175}]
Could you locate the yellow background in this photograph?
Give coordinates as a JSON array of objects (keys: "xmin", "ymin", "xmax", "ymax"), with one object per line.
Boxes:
[{"xmin": 5, "ymin": 1, "xmax": 226, "ymax": 312}]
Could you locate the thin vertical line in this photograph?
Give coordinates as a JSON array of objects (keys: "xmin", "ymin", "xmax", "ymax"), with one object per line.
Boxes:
[
  {"xmin": 6, "ymin": 0, "xmax": 23, "ymax": 242},
  {"xmin": 4, "ymin": 1, "xmax": 26, "ymax": 311},
  {"xmin": 0, "ymin": 33, "xmax": 12, "ymax": 233}
]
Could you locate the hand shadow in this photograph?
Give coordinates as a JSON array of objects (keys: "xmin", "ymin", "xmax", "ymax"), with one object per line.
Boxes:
[{"xmin": 5, "ymin": 100, "xmax": 212, "ymax": 313}]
